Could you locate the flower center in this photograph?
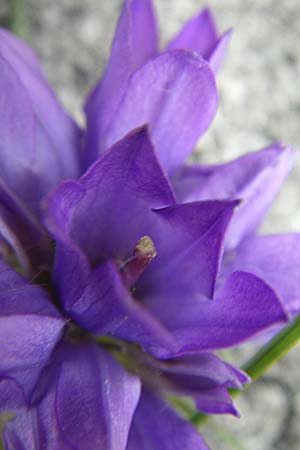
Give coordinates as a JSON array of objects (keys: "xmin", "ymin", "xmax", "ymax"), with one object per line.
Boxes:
[{"xmin": 118, "ymin": 235, "xmax": 157, "ymax": 287}]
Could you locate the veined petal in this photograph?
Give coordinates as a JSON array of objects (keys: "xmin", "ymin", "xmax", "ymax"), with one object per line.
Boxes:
[
  {"xmin": 222, "ymin": 234, "xmax": 300, "ymax": 315},
  {"xmin": 104, "ymin": 50, "xmax": 218, "ymax": 174},
  {"xmin": 156, "ymin": 353, "xmax": 249, "ymax": 388},
  {"xmin": 0, "ymin": 260, "xmax": 65, "ymax": 408},
  {"xmin": 126, "ymin": 389, "xmax": 210, "ymax": 450},
  {"xmin": 0, "ymin": 180, "xmax": 51, "ymax": 274},
  {"xmin": 166, "ymin": 7, "xmax": 230, "ymax": 73},
  {"xmin": 173, "ymin": 144, "xmax": 294, "ymax": 249},
  {"xmin": 67, "ymin": 260, "xmax": 178, "ymax": 357},
  {"xmin": 0, "ymin": 35, "xmax": 80, "ymax": 218},
  {"xmin": 4, "ymin": 343, "xmax": 141, "ymax": 450},
  {"xmin": 3, "ymin": 412, "xmax": 45, "ymax": 450},
  {"xmin": 84, "ymin": 0, "xmax": 158, "ymax": 167},
  {"xmin": 194, "ymin": 386, "xmax": 239, "ymax": 416}
]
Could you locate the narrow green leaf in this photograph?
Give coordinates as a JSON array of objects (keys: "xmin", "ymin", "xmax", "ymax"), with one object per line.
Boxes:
[{"xmin": 241, "ymin": 315, "xmax": 300, "ymax": 381}]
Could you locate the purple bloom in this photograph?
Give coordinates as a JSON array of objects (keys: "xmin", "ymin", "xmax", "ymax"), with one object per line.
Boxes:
[
  {"xmin": 84, "ymin": 0, "xmax": 300, "ymax": 320},
  {"xmin": 0, "ymin": 1, "xmax": 298, "ymax": 449},
  {"xmin": 0, "ymin": 128, "xmax": 288, "ymax": 449}
]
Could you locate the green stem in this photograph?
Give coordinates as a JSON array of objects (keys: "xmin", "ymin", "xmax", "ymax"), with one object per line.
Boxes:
[
  {"xmin": 242, "ymin": 315, "xmax": 300, "ymax": 381},
  {"xmin": 8, "ymin": 0, "xmax": 29, "ymax": 38},
  {"xmin": 190, "ymin": 316, "xmax": 300, "ymax": 426}
]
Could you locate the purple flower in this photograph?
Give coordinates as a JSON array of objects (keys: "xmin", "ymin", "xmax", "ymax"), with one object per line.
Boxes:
[
  {"xmin": 0, "ymin": 1, "xmax": 298, "ymax": 449},
  {"xmin": 84, "ymin": 0, "xmax": 300, "ymax": 320},
  {"xmin": 0, "ymin": 127, "xmax": 287, "ymax": 449}
]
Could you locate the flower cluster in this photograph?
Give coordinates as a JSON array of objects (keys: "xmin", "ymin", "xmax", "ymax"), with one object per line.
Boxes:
[{"xmin": 0, "ymin": 1, "xmax": 299, "ymax": 449}]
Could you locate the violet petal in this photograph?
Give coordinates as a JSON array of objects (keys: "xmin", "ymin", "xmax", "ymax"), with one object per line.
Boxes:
[
  {"xmin": 166, "ymin": 7, "xmax": 230, "ymax": 72},
  {"xmin": 104, "ymin": 50, "xmax": 218, "ymax": 174},
  {"xmin": 0, "ymin": 260, "xmax": 65, "ymax": 408},
  {"xmin": 147, "ymin": 271, "xmax": 288, "ymax": 353},
  {"xmin": 84, "ymin": 0, "xmax": 158, "ymax": 166},
  {"xmin": 222, "ymin": 234, "xmax": 300, "ymax": 315},
  {"xmin": 127, "ymin": 389, "xmax": 210, "ymax": 450},
  {"xmin": 173, "ymin": 144, "xmax": 293, "ymax": 249},
  {"xmin": 4, "ymin": 342, "xmax": 141, "ymax": 450}
]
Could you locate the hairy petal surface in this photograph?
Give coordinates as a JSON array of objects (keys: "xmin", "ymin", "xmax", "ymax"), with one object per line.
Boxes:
[
  {"xmin": 127, "ymin": 389, "xmax": 210, "ymax": 450},
  {"xmin": 173, "ymin": 144, "xmax": 293, "ymax": 248},
  {"xmin": 103, "ymin": 50, "xmax": 218, "ymax": 174},
  {"xmin": 84, "ymin": 0, "xmax": 158, "ymax": 166}
]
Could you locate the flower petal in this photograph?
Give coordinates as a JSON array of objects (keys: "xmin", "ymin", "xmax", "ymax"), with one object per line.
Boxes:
[
  {"xmin": 0, "ymin": 260, "xmax": 65, "ymax": 408},
  {"xmin": 166, "ymin": 8, "xmax": 219, "ymax": 57},
  {"xmin": 45, "ymin": 127, "xmax": 175, "ymax": 266},
  {"xmin": 127, "ymin": 389, "xmax": 210, "ymax": 450},
  {"xmin": 0, "ymin": 28, "xmax": 42, "ymax": 74},
  {"xmin": 0, "ymin": 181, "xmax": 51, "ymax": 274},
  {"xmin": 84, "ymin": 0, "xmax": 158, "ymax": 167},
  {"xmin": 166, "ymin": 7, "xmax": 230, "ymax": 73},
  {"xmin": 0, "ymin": 37, "xmax": 80, "ymax": 218},
  {"xmin": 3, "ymin": 412, "xmax": 45, "ymax": 450},
  {"xmin": 157, "ymin": 353, "xmax": 249, "ymax": 388},
  {"xmin": 104, "ymin": 50, "xmax": 218, "ymax": 174},
  {"xmin": 130, "ymin": 350, "xmax": 248, "ymax": 416},
  {"xmin": 208, "ymin": 29, "xmax": 232, "ymax": 73},
  {"xmin": 222, "ymin": 234, "xmax": 300, "ymax": 315},
  {"xmin": 146, "ymin": 271, "xmax": 287, "ymax": 353},
  {"xmin": 173, "ymin": 144, "xmax": 294, "ymax": 249},
  {"xmin": 4, "ymin": 343, "xmax": 141, "ymax": 450},
  {"xmin": 137, "ymin": 200, "xmax": 238, "ymax": 305},
  {"xmin": 67, "ymin": 260, "xmax": 178, "ymax": 357}
]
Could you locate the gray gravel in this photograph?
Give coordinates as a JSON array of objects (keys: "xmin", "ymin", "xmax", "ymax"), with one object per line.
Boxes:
[{"xmin": 1, "ymin": 1, "xmax": 300, "ymax": 449}]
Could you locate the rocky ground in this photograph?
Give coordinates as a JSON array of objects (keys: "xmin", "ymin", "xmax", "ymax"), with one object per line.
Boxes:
[{"xmin": 1, "ymin": 1, "xmax": 300, "ymax": 449}]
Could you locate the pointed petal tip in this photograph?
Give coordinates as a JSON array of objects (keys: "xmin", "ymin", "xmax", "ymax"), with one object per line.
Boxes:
[
  {"xmin": 234, "ymin": 270, "xmax": 290, "ymax": 324},
  {"xmin": 200, "ymin": 6, "xmax": 216, "ymax": 22}
]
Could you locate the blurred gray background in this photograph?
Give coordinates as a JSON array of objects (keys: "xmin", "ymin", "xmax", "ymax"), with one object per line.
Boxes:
[{"xmin": 1, "ymin": 1, "xmax": 300, "ymax": 449}]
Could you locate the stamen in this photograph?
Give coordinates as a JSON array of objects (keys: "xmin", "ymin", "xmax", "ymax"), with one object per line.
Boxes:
[{"xmin": 120, "ymin": 236, "xmax": 157, "ymax": 287}]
